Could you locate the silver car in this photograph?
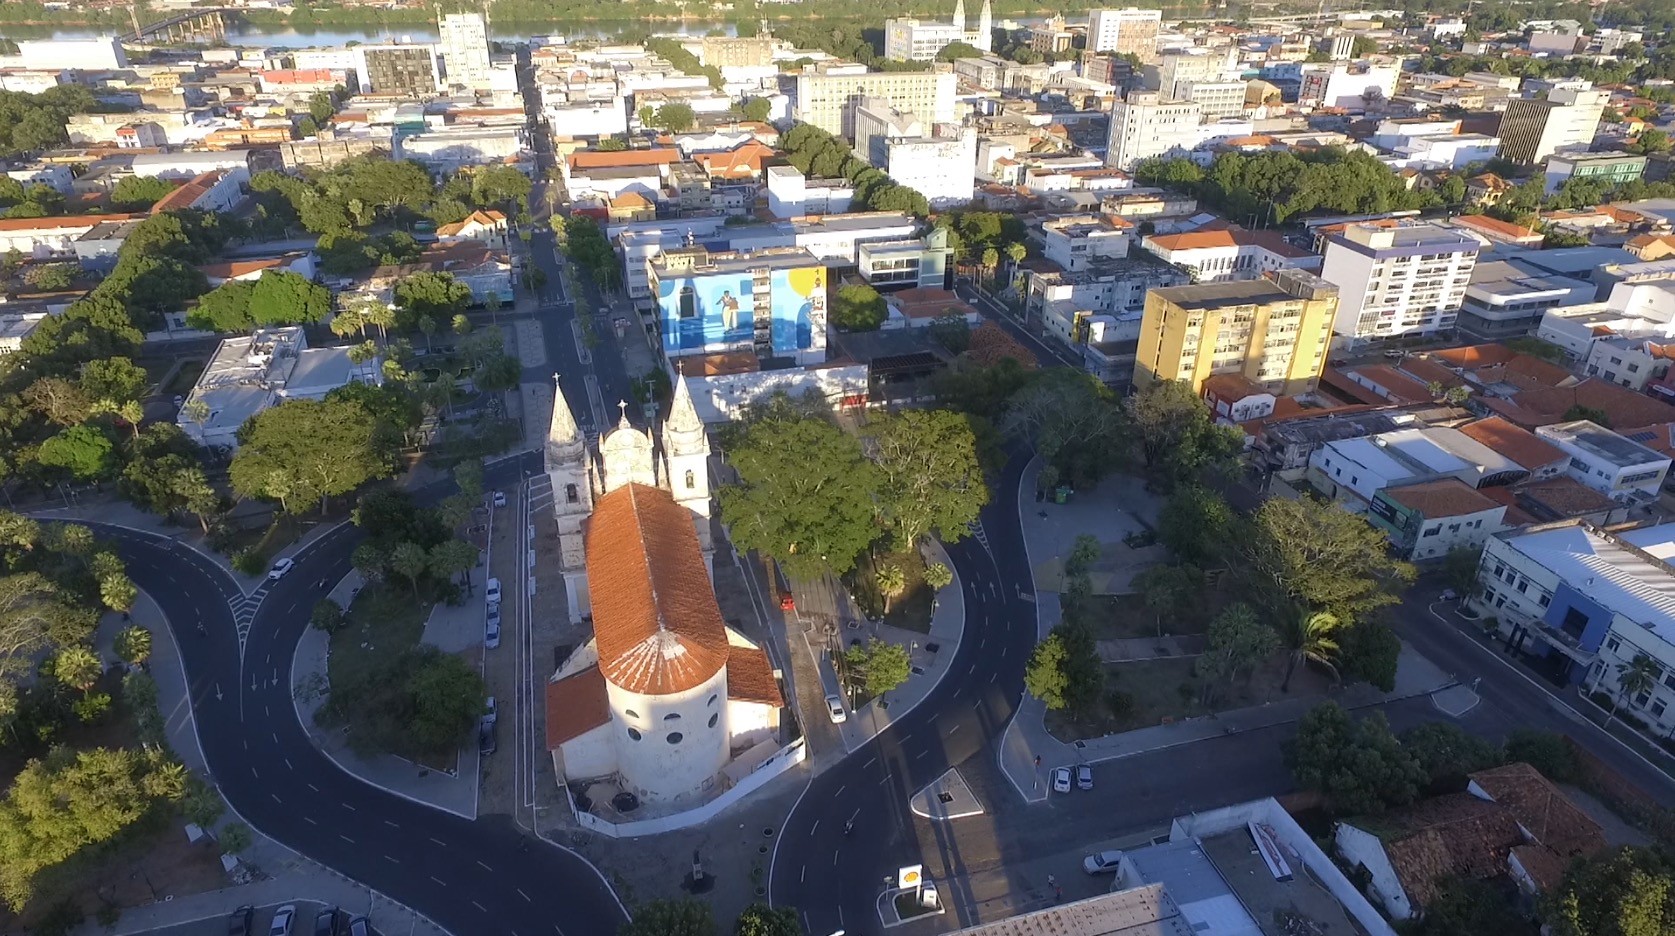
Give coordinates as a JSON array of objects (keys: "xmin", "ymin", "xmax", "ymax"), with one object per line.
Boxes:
[{"xmin": 1083, "ymin": 850, "xmax": 1122, "ymax": 874}]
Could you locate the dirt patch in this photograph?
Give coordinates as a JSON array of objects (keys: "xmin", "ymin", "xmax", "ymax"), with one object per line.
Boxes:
[
  {"xmin": 845, "ymin": 548, "xmax": 935, "ymax": 634},
  {"xmin": 1083, "ymin": 572, "xmax": 1244, "ymax": 642}
]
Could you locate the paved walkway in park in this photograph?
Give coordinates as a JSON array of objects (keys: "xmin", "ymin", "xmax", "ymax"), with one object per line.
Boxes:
[
  {"xmin": 80, "ymin": 588, "xmax": 449, "ymax": 936},
  {"xmin": 996, "ymin": 458, "xmax": 1457, "ymax": 804}
]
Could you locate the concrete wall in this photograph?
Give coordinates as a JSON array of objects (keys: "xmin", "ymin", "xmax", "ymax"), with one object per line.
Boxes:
[
  {"xmin": 1332, "ymin": 822, "xmax": 1412, "ymax": 920},
  {"xmin": 574, "ymin": 738, "xmax": 807, "ymax": 837}
]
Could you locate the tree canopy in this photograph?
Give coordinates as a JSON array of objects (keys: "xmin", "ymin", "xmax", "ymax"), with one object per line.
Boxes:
[
  {"xmin": 1243, "ymin": 497, "xmax": 1416, "ymax": 623},
  {"xmin": 865, "ymin": 409, "xmax": 987, "ymax": 550},
  {"xmin": 229, "ymin": 398, "xmax": 395, "ymax": 513},
  {"xmin": 1546, "ymin": 846, "xmax": 1675, "ymax": 936},
  {"xmin": 1287, "ymin": 702, "xmax": 1425, "ymax": 815}
]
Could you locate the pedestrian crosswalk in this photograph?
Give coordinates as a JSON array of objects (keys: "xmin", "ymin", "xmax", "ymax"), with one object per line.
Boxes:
[{"xmin": 969, "ymin": 519, "xmax": 992, "ymax": 555}]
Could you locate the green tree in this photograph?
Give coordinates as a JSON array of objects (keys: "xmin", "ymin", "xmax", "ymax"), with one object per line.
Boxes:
[
  {"xmin": 866, "ymin": 409, "xmax": 987, "ymax": 550},
  {"xmin": 1338, "ymin": 619, "xmax": 1401, "ymax": 692},
  {"xmin": 22, "ymin": 261, "xmax": 76, "ymax": 291},
  {"xmin": 394, "ymin": 271, "xmax": 472, "ymax": 333},
  {"xmin": 1609, "ymin": 653, "xmax": 1662, "ymax": 727},
  {"xmin": 652, "ymin": 102, "xmax": 697, "ymax": 132},
  {"xmin": 1280, "ymin": 609, "xmax": 1342, "ymax": 692},
  {"xmin": 108, "ymin": 175, "xmax": 179, "ymax": 211},
  {"xmin": 218, "ymin": 821, "xmax": 252, "ymax": 854},
  {"xmin": 1134, "ymin": 562, "xmax": 1200, "ymax": 638},
  {"xmin": 924, "ymin": 561, "xmax": 952, "ymax": 591},
  {"xmin": 249, "ymin": 270, "xmax": 331, "ymax": 325},
  {"xmin": 114, "ymin": 626, "xmax": 152, "ymax": 668},
  {"xmin": 229, "ymin": 398, "xmax": 394, "ymax": 514},
  {"xmin": 1546, "ymin": 846, "xmax": 1675, "ymax": 936},
  {"xmin": 739, "ymin": 98, "xmax": 772, "ymax": 122},
  {"xmin": 830, "ymin": 283, "xmax": 887, "ymax": 331},
  {"xmin": 1400, "ymin": 722, "xmax": 1501, "ymax": 789},
  {"xmin": 845, "ymin": 638, "xmax": 912, "ymax": 698},
  {"xmin": 310, "ymin": 598, "xmax": 345, "ymax": 634},
  {"xmin": 618, "ymin": 898, "xmax": 716, "ymax": 936},
  {"xmin": 1024, "ymin": 632, "xmax": 1071, "ymax": 710},
  {"xmin": 80, "ymin": 356, "xmax": 148, "ymax": 404},
  {"xmin": 1157, "ymin": 486, "xmax": 1234, "ymax": 568},
  {"xmin": 469, "ymin": 164, "xmax": 533, "ymax": 212},
  {"xmin": 51, "ymin": 645, "xmax": 102, "ymax": 693},
  {"xmin": 734, "ymin": 903, "xmax": 799, "ymax": 936},
  {"xmin": 37, "ymin": 425, "xmax": 117, "ymax": 481},
  {"xmin": 718, "ymin": 411, "xmax": 879, "ymax": 579},
  {"xmin": 1503, "ymin": 729, "xmax": 1578, "ymax": 783},
  {"xmin": 1244, "ymin": 497, "xmax": 1416, "ymax": 624},
  {"xmin": 1196, "ymin": 602, "xmax": 1278, "ymax": 697},
  {"xmin": 874, "ymin": 562, "xmax": 906, "ymax": 613},
  {"xmin": 389, "ymin": 541, "xmax": 430, "ymax": 598},
  {"xmin": 429, "ymin": 538, "xmax": 478, "ymax": 593},
  {"xmin": 1129, "ymin": 379, "xmax": 1243, "ymax": 484},
  {"xmin": 1562, "ymin": 404, "xmax": 1611, "ymax": 427},
  {"xmin": 1411, "ymin": 876, "xmax": 1531, "ymax": 936},
  {"xmin": 407, "ymin": 650, "xmax": 487, "ymax": 751},
  {"xmin": 184, "ymin": 279, "xmax": 257, "ymax": 332},
  {"xmin": 1286, "ymin": 702, "xmax": 1424, "ymax": 815},
  {"xmin": 934, "ymin": 40, "xmax": 986, "ymax": 61}
]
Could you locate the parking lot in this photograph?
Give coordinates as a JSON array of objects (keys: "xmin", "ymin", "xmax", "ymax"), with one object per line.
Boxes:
[{"xmin": 134, "ymin": 900, "xmax": 383, "ymax": 936}]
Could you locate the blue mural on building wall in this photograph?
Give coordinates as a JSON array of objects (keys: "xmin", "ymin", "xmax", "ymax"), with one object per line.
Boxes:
[{"xmin": 655, "ymin": 266, "xmax": 826, "ymax": 357}]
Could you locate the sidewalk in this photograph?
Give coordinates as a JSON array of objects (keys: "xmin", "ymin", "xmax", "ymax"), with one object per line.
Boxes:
[
  {"xmin": 998, "ymin": 457, "xmax": 1456, "ymax": 803},
  {"xmin": 836, "ymin": 540, "xmax": 966, "ymax": 752},
  {"xmin": 101, "ymin": 587, "xmax": 450, "ymax": 936},
  {"xmin": 289, "ymin": 572, "xmax": 480, "ymax": 820}
]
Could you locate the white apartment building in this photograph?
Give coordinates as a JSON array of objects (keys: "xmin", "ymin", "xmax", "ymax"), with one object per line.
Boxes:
[
  {"xmin": 884, "ymin": 132, "xmax": 978, "ymax": 208},
  {"xmin": 1467, "ymin": 521, "xmax": 1675, "ymax": 696},
  {"xmin": 1296, "ymin": 63, "xmax": 1400, "ymax": 109},
  {"xmin": 1307, "ymin": 426, "xmax": 1522, "ymax": 508},
  {"xmin": 438, "ymin": 13, "xmax": 492, "ymax": 90},
  {"xmin": 1457, "ymin": 259, "xmax": 1597, "ymax": 341},
  {"xmin": 544, "ymin": 98, "xmax": 629, "ymax": 138},
  {"xmin": 1320, "ymin": 221, "xmax": 1481, "ymax": 344},
  {"xmin": 764, "ymin": 166, "xmax": 854, "ymax": 219},
  {"xmin": 1158, "ymin": 49, "xmax": 1239, "ymax": 100},
  {"xmin": 1086, "ymin": 8, "xmax": 1162, "ymax": 57},
  {"xmin": 1103, "ymin": 92, "xmax": 1203, "ymax": 170},
  {"xmin": 1180, "ymin": 80, "xmax": 1247, "ymax": 120},
  {"xmin": 853, "ymin": 98, "xmax": 923, "ymax": 167},
  {"xmin": 1535, "ymin": 420, "xmax": 1671, "ymax": 503},
  {"xmin": 1140, "ymin": 228, "xmax": 1321, "ymax": 283},
  {"xmin": 1583, "ymin": 336, "xmax": 1675, "ymax": 391},
  {"xmin": 884, "ymin": 0, "xmax": 991, "ymax": 61},
  {"xmin": 794, "ymin": 65, "xmax": 957, "ymax": 138},
  {"xmin": 1041, "ymin": 215, "xmax": 1133, "ymax": 271},
  {"xmin": 1496, "ymin": 84, "xmax": 1609, "ymax": 165}
]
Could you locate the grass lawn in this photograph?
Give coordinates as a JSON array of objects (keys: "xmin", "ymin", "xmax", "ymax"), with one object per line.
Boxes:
[
  {"xmin": 1045, "ymin": 652, "xmax": 1335, "ymax": 740},
  {"xmin": 1083, "ymin": 571, "xmax": 1244, "ymax": 641},
  {"xmin": 327, "ymin": 581, "xmax": 432, "ymax": 703},
  {"xmin": 846, "ymin": 548, "xmax": 935, "ymax": 633}
]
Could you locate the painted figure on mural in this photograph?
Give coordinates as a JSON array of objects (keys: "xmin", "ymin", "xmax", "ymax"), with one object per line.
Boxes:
[{"xmin": 720, "ymin": 290, "xmax": 740, "ymax": 331}]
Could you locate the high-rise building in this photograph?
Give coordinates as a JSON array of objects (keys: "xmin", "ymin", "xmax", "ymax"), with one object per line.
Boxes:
[
  {"xmin": 1103, "ymin": 91, "xmax": 1204, "ymax": 170},
  {"xmin": 438, "ymin": 13, "xmax": 492, "ymax": 90},
  {"xmin": 1181, "ymin": 80, "xmax": 1248, "ymax": 120},
  {"xmin": 355, "ymin": 44, "xmax": 441, "ymax": 96},
  {"xmin": 1320, "ymin": 221, "xmax": 1482, "ymax": 343},
  {"xmin": 1133, "ymin": 270, "xmax": 1340, "ymax": 396},
  {"xmin": 1085, "ymin": 8, "xmax": 1162, "ymax": 57},
  {"xmin": 884, "ymin": 0, "xmax": 992, "ymax": 61},
  {"xmin": 1496, "ymin": 84, "xmax": 1609, "ymax": 165},
  {"xmin": 1157, "ymin": 49, "xmax": 1239, "ymax": 100},
  {"xmin": 794, "ymin": 64, "xmax": 957, "ymax": 138}
]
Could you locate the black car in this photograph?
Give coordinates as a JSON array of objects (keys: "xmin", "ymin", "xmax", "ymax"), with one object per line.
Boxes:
[
  {"xmin": 229, "ymin": 906, "xmax": 255, "ymax": 936},
  {"xmin": 314, "ymin": 908, "xmax": 339, "ymax": 936},
  {"xmin": 478, "ymin": 719, "xmax": 497, "ymax": 756}
]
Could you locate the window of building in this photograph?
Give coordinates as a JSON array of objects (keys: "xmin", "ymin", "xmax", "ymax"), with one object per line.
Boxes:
[
  {"xmin": 1654, "ymin": 699, "xmax": 1668, "ymax": 719},
  {"xmin": 708, "ymin": 694, "xmax": 718, "ymax": 706},
  {"xmin": 566, "ymin": 484, "xmax": 579, "ymax": 504},
  {"xmin": 685, "ymin": 469, "xmax": 696, "ymax": 489},
  {"xmin": 627, "ymin": 727, "xmax": 642, "ymax": 741},
  {"xmin": 1606, "ymin": 636, "xmax": 1621, "ymax": 653},
  {"xmin": 666, "ymin": 732, "xmax": 683, "ymax": 744},
  {"xmin": 664, "ymin": 713, "xmax": 681, "ymax": 722},
  {"xmin": 678, "ymin": 286, "xmax": 697, "ymax": 319},
  {"xmin": 708, "ymin": 713, "xmax": 719, "ymax": 728},
  {"xmin": 1539, "ymin": 594, "xmax": 1551, "ymax": 607}
]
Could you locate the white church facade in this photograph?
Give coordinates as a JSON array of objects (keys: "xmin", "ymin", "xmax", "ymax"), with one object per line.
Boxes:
[
  {"xmin": 541, "ymin": 376, "xmax": 785, "ymax": 805},
  {"xmin": 884, "ymin": 0, "xmax": 994, "ymax": 63}
]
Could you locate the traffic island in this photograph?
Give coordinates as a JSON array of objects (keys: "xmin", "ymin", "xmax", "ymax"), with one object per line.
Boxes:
[
  {"xmin": 878, "ymin": 884, "xmax": 946, "ymax": 928},
  {"xmin": 910, "ymin": 768, "xmax": 983, "ymax": 821}
]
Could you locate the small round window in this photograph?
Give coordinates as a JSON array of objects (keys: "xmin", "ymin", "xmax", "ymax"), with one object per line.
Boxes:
[
  {"xmin": 708, "ymin": 713, "xmax": 719, "ymax": 728},
  {"xmin": 667, "ymin": 732, "xmax": 684, "ymax": 744},
  {"xmin": 664, "ymin": 713, "xmax": 681, "ymax": 722},
  {"xmin": 627, "ymin": 727, "xmax": 642, "ymax": 741}
]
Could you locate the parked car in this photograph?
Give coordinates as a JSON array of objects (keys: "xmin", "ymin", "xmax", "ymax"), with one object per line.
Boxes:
[
  {"xmin": 1076, "ymin": 764, "xmax": 1093, "ymax": 790},
  {"xmin": 1384, "ymin": 349, "xmax": 1406, "ymax": 360},
  {"xmin": 1440, "ymin": 588, "xmax": 1459, "ymax": 601},
  {"xmin": 483, "ymin": 696, "xmax": 498, "ymax": 725},
  {"xmin": 268, "ymin": 558, "xmax": 294, "ymax": 582},
  {"xmin": 479, "ymin": 718, "xmax": 498, "ymax": 756},
  {"xmin": 825, "ymin": 694, "xmax": 846, "ymax": 724},
  {"xmin": 1083, "ymin": 850, "xmax": 1123, "ymax": 874},
  {"xmin": 269, "ymin": 905, "xmax": 296, "ymax": 936},
  {"xmin": 486, "ymin": 577, "xmax": 502, "ymax": 605},
  {"xmin": 492, "ymin": 490, "xmax": 508, "ymax": 508},
  {"xmin": 1052, "ymin": 766, "xmax": 1072, "ymax": 794},
  {"xmin": 485, "ymin": 603, "xmax": 502, "ymax": 648},
  {"xmin": 347, "ymin": 917, "xmax": 371, "ymax": 936},
  {"xmin": 229, "ymin": 907, "xmax": 255, "ymax": 936},
  {"xmin": 313, "ymin": 908, "xmax": 338, "ymax": 936}
]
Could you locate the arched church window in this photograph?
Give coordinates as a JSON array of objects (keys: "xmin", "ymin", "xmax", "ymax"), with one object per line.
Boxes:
[
  {"xmin": 625, "ymin": 709, "xmax": 639, "ymax": 719},
  {"xmin": 627, "ymin": 728, "xmax": 642, "ymax": 741},
  {"xmin": 664, "ymin": 713, "xmax": 681, "ymax": 722},
  {"xmin": 708, "ymin": 713, "xmax": 719, "ymax": 728},
  {"xmin": 678, "ymin": 286, "xmax": 697, "ymax": 319},
  {"xmin": 666, "ymin": 732, "xmax": 684, "ymax": 745},
  {"xmin": 707, "ymin": 694, "xmax": 718, "ymax": 707},
  {"xmin": 565, "ymin": 483, "xmax": 579, "ymax": 504},
  {"xmin": 685, "ymin": 469, "xmax": 696, "ymax": 490}
]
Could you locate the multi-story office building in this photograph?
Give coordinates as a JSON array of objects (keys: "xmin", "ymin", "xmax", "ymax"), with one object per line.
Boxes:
[
  {"xmin": 1180, "ymin": 80, "xmax": 1247, "ymax": 120},
  {"xmin": 1133, "ymin": 269, "xmax": 1340, "ymax": 397},
  {"xmin": 1103, "ymin": 92, "xmax": 1204, "ymax": 170},
  {"xmin": 438, "ymin": 13, "xmax": 491, "ymax": 90},
  {"xmin": 355, "ymin": 44, "xmax": 441, "ymax": 96},
  {"xmin": 1295, "ymin": 63, "xmax": 1400, "ymax": 109},
  {"xmin": 1456, "ymin": 260, "xmax": 1596, "ymax": 341},
  {"xmin": 881, "ymin": 132, "xmax": 977, "ymax": 208},
  {"xmin": 1085, "ymin": 8, "xmax": 1162, "ymax": 57},
  {"xmin": 794, "ymin": 65, "xmax": 957, "ymax": 138},
  {"xmin": 884, "ymin": 0, "xmax": 991, "ymax": 61},
  {"xmin": 1544, "ymin": 151, "xmax": 1647, "ymax": 194},
  {"xmin": 1320, "ymin": 221, "xmax": 1481, "ymax": 344},
  {"xmin": 699, "ymin": 36, "xmax": 776, "ymax": 69},
  {"xmin": 648, "ymin": 246, "xmax": 828, "ymax": 365},
  {"xmin": 1157, "ymin": 49, "xmax": 1238, "ymax": 100},
  {"xmin": 1496, "ymin": 84, "xmax": 1609, "ymax": 165}
]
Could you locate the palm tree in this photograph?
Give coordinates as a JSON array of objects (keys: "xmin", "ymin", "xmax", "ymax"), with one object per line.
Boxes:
[
  {"xmin": 1004, "ymin": 242, "xmax": 1027, "ymax": 290},
  {"xmin": 115, "ymin": 626, "xmax": 152, "ymax": 669},
  {"xmin": 1608, "ymin": 653, "xmax": 1662, "ymax": 728},
  {"xmin": 52, "ymin": 646, "xmax": 103, "ymax": 695},
  {"xmin": 876, "ymin": 563, "xmax": 906, "ymax": 615},
  {"xmin": 1281, "ymin": 609, "xmax": 1343, "ymax": 692},
  {"xmin": 980, "ymin": 247, "xmax": 1000, "ymax": 286}
]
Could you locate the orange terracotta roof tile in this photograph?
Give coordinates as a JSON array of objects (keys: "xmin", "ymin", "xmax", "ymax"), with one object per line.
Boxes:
[
  {"xmin": 545, "ymin": 664, "xmax": 611, "ymax": 748},
  {"xmin": 726, "ymin": 646, "xmax": 783, "ymax": 706},
  {"xmin": 1469, "ymin": 763, "xmax": 1605, "ymax": 859},
  {"xmin": 0, "ymin": 212, "xmax": 143, "ymax": 232},
  {"xmin": 1379, "ymin": 793, "xmax": 1527, "ymax": 909},
  {"xmin": 586, "ymin": 483, "xmax": 730, "ymax": 696},
  {"xmin": 1457, "ymin": 417, "xmax": 1566, "ymax": 470},
  {"xmin": 1452, "ymin": 213, "xmax": 1541, "ymax": 241},
  {"xmin": 151, "ymin": 170, "xmax": 224, "ymax": 214},
  {"xmin": 1383, "ymin": 478, "xmax": 1500, "ymax": 518},
  {"xmin": 569, "ymin": 148, "xmax": 681, "ymax": 171},
  {"xmin": 1429, "ymin": 343, "xmax": 1519, "ymax": 369},
  {"xmin": 436, "ymin": 209, "xmax": 506, "ymax": 237}
]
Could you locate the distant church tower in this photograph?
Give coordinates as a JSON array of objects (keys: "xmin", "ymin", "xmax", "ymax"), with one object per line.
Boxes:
[
  {"xmin": 952, "ymin": 0, "xmax": 967, "ymax": 31},
  {"xmin": 545, "ymin": 376, "xmax": 594, "ymax": 624},
  {"xmin": 545, "ymin": 372, "xmax": 717, "ymax": 624},
  {"xmin": 976, "ymin": 0, "xmax": 993, "ymax": 51}
]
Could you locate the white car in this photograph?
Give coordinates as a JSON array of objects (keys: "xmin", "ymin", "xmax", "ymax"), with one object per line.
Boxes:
[
  {"xmin": 269, "ymin": 905, "xmax": 296, "ymax": 936},
  {"xmin": 825, "ymin": 694, "xmax": 847, "ymax": 724},
  {"xmin": 485, "ymin": 603, "xmax": 501, "ymax": 649},
  {"xmin": 267, "ymin": 558, "xmax": 294, "ymax": 582},
  {"xmin": 1052, "ymin": 766, "xmax": 1072, "ymax": 794},
  {"xmin": 1083, "ymin": 850, "xmax": 1122, "ymax": 874},
  {"xmin": 485, "ymin": 577, "xmax": 502, "ymax": 605},
  {"xmin": 1076, "ymin": 764, "xmax": 1093, "ymax": 790},
  {"xmin": 492, "ymin": 491, "xmax": 508, "ymax": 508}
]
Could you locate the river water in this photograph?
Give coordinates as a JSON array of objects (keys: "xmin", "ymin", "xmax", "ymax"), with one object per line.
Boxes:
[{"xmin": 1, "ymin": 20, "xmax": 738, "ymax": 46}]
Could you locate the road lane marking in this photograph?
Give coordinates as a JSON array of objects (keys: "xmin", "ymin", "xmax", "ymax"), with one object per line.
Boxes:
[
  {"xmin": 472, "ymin": 901, "xmax": 488, "ymax": 913},
  {"xmin": 385, "ymin": 855, "xmax": 400, "ymax": 864},
  {"xmin": 800, "ymin": 865, "xmax": 806, "ymax": 883},
  {"xmin": 250, "ymin": 767, "xmax": 259, "ymax": 778},
  {"xmin": 835, "ymin": 784, "xmax": 845, "ymax": 796},
  {"xmin": 430, "ymin": 837, "xmax": 447, "ymax": 846},
  {"xmin": 272, "ymin": 794, "xmax": 282, "ymax": 804},
  {"xmin": 284, "ymin": 758, "xmax": 292, "ymax": 770},
  {"xmin": 477, "ymin": 860, "xmax": 494, "ymax": 871},
  {"xmin": 384, "ymin": 820, "xmax": 399, "ymax": 828},
  {"xmin": 307, "ymin": 783, "xmax": 320, "ymax": 792},
  {"xmin": 341, "ymin": 803, "xmax": 356, "ymax": 811},
  {"xmin": 832, "ymin": 851, "xmax": 840, "ymax": 866},
  {"xmin": 517, "ymin": 889, "xmax": 531, "ymax": 902},
  {"xmin": 864, "ymin": 756, "xmax": 877, "ymax": 768},
  {"xmin": 431, "ymin": 876, "xmax": 448, "ymax": 887},
  {"xmin": 304, "ymin": 817, "xmax": 317, "ymax": 825},
  {"xmin": 339, "ymin": 834, "xmax": 355, "ymax": 844},
  {"xmin": 915, "ymin": 750, "xmax": 928, "ymax": 759}
]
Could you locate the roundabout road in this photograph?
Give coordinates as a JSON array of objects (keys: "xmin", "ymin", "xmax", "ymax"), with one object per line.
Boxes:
[
  {"xmin": 94, "ymin": 453, "xmax": 629, "ymax": 936},
  {"xmin": 769, "ymin": 454, "xmax": 1040, "ymax": 936}
]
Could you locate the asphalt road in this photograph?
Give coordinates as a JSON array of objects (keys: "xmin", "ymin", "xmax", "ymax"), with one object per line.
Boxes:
[{"xmin": 98, "ymin": 455, "xmax": 628, "ymax": 936}]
